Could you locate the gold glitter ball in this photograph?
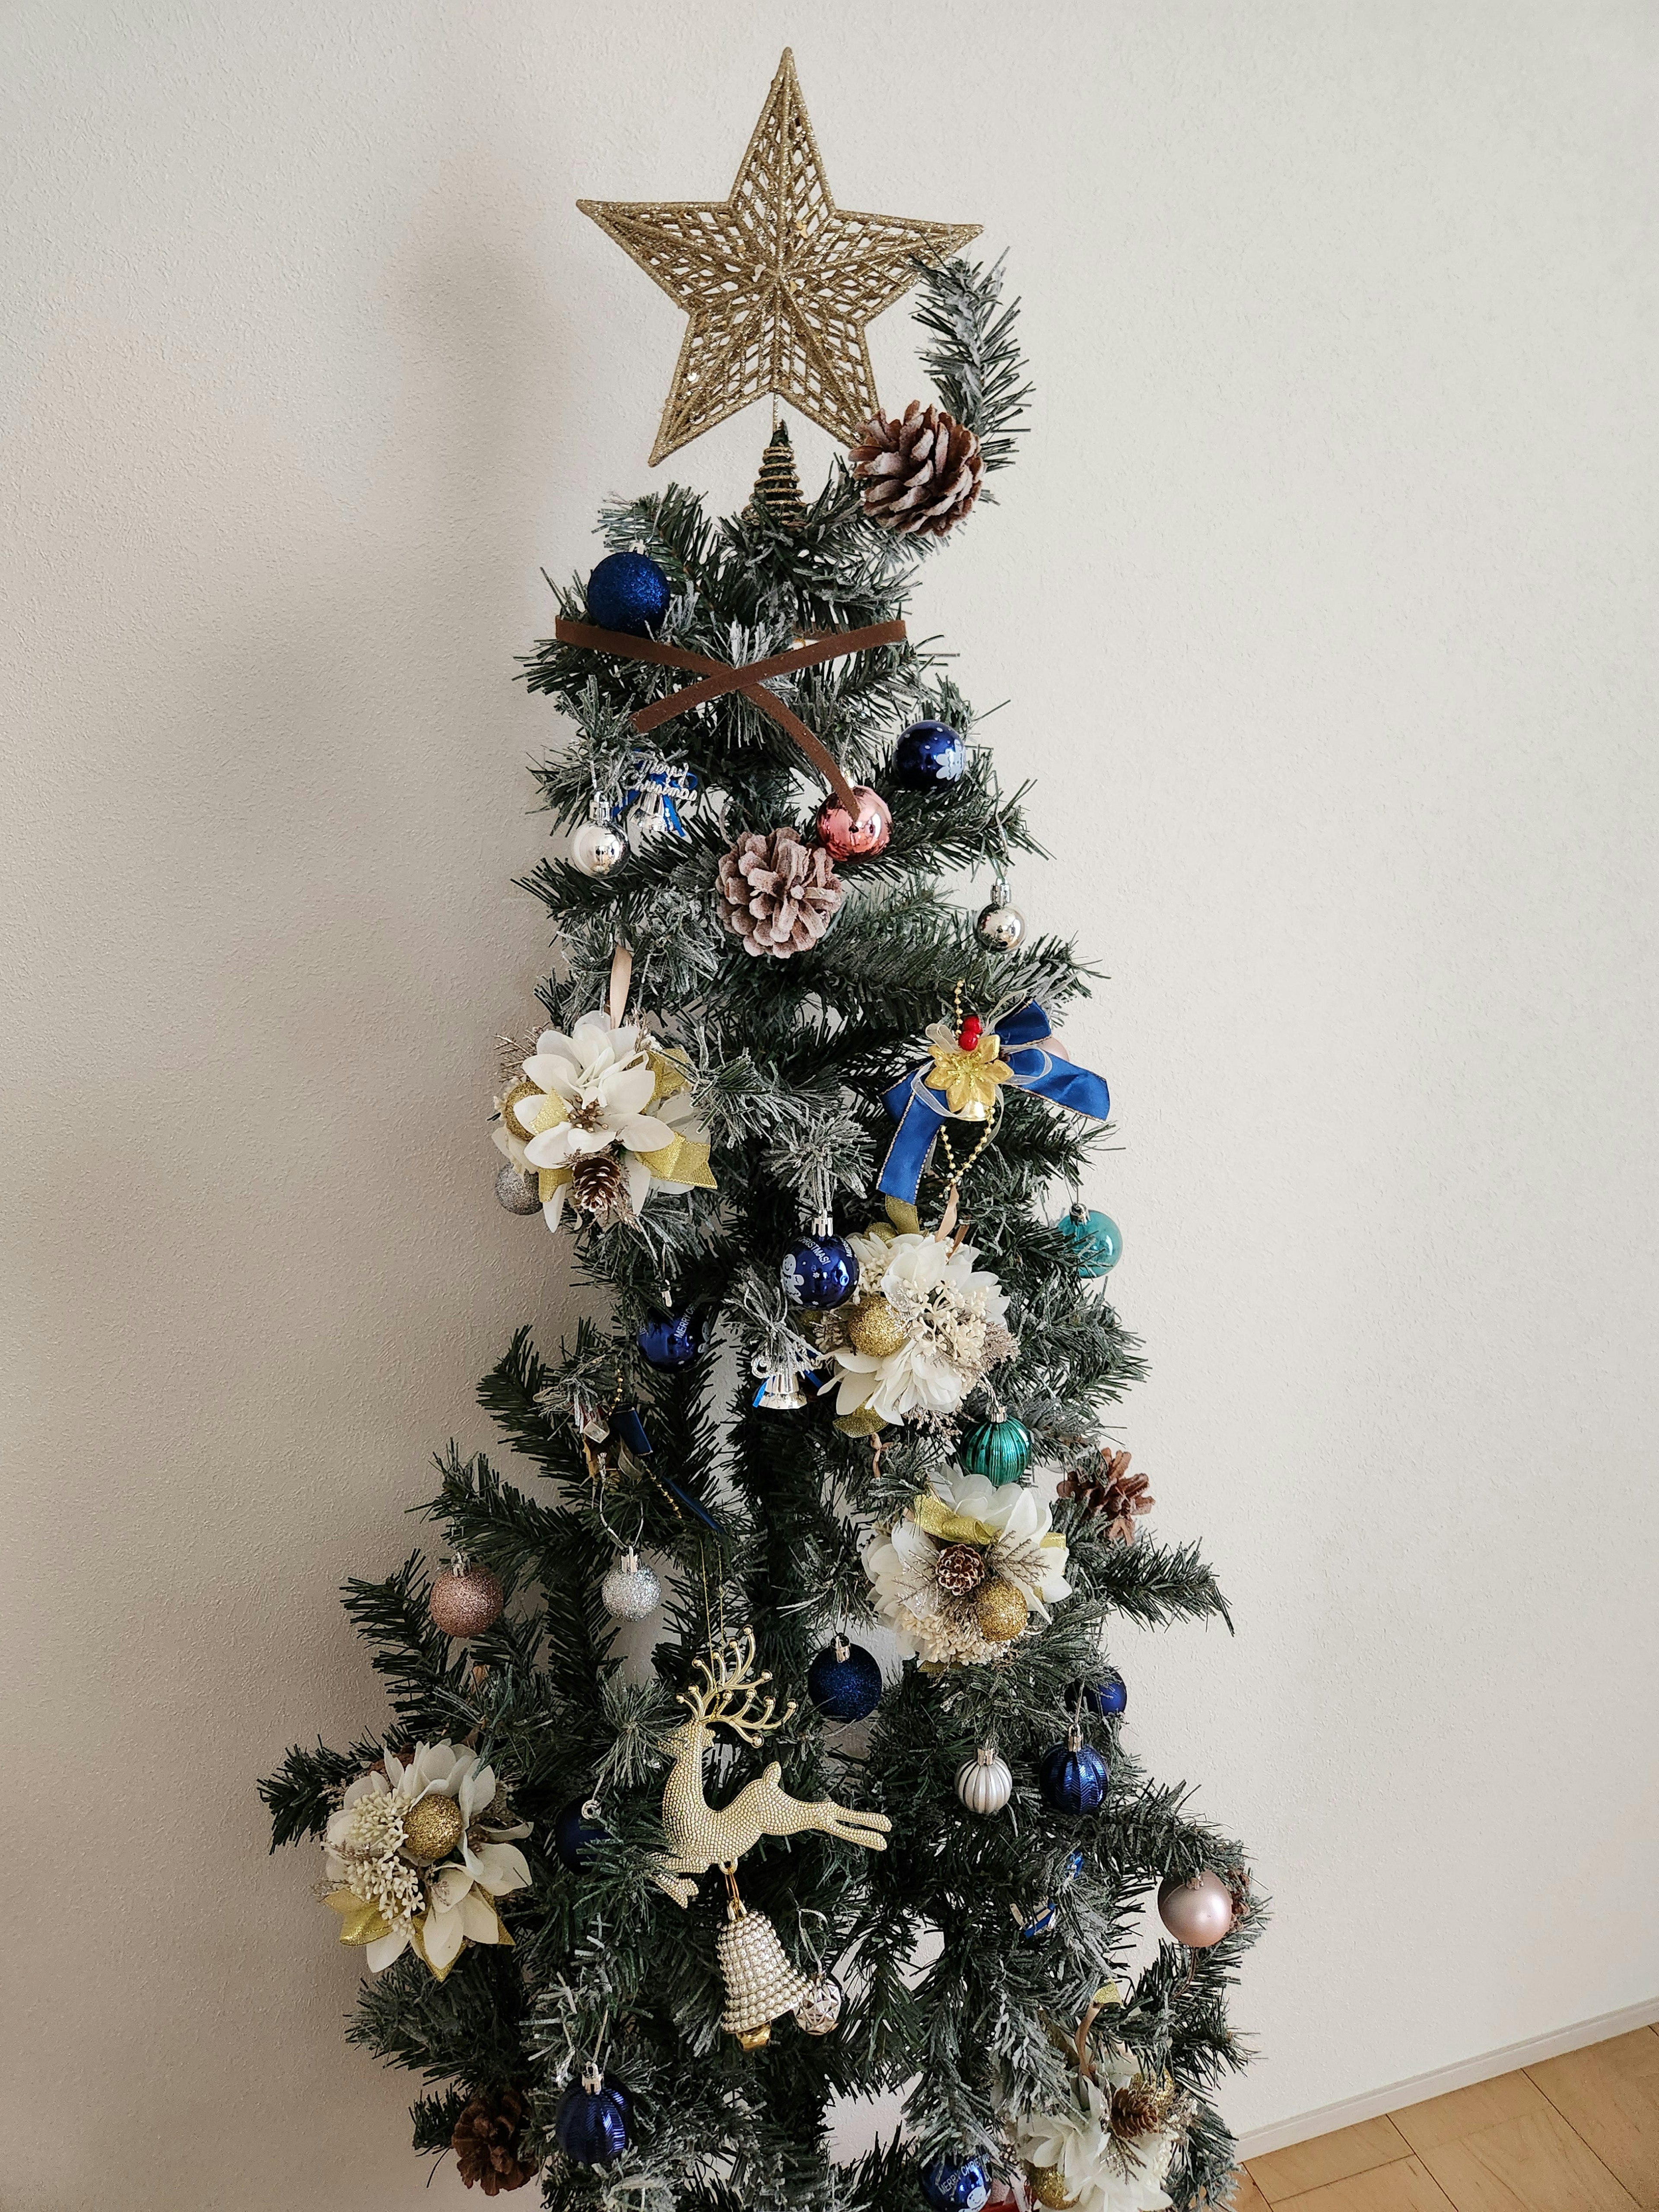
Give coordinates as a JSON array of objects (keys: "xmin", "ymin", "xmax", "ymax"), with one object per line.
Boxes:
[
  {"xmin": 497, "ymin": 1078, "xmax": 542, "ymax": 1138},
  {"xmin": 402, "ymin": 1794, "xmax": 464, "ymax": 1865},
  {"xmin": 847, "ymin": 1295, "xmax": 907, "ymax": 1360},
  {"xmin": 973, "ymin": 1578, "xmax": 1027, "ymax": 1643},
  {"xmin": 1029, "ymin": 2167, "xmax": 1080, "ymax": 2209}
]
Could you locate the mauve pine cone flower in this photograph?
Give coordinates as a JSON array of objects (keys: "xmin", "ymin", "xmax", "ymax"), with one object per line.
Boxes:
[
  {"xmin": 1057, "ymin": 1448, "xmax": 1155, "ymax": 1544},
  {"xmin": 717, "ymin": 825, "xmax": 845, "ymax": 958},
  {"xmin": 851, "ymin": 400, "xmax": 984, "ymax": 538}
]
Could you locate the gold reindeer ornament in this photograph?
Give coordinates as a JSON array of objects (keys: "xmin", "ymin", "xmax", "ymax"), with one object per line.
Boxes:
[{"xmin": 651, "ymin": 1629, "xmax": 890, "ymax": 1907}]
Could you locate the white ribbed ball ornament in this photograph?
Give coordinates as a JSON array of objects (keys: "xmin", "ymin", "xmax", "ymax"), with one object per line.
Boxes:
[
  {"xmin": 572, "ymin": 817, "xmax": 628, "ymax": 877},
  {"xmin": 600, "ymin": 1548, "xmax": 660, "ymax": 1621},
  {"xmin": 955, "ymin": 1745, "xmax": 1013, "ymax": 1815}
]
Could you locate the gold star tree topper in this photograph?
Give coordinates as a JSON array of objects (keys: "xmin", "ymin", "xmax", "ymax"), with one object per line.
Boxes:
[{"xmin": 579, "ymin": 50, "xmax": 980, "ymax": 466}]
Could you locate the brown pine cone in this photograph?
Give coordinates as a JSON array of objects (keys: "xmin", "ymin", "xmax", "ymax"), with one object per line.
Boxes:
[
  {"xmin": 568, "ymin": 1146, "xmax": 636, "ymax": 1226},
  {"xmin": 452, "ymin": 2088, "xmax": 535, "ymax": 2194},
  {"xmin": 851, "ymin": 401, "xmax": 984, "ymax": 537},
  {"xmin": 1108, "ymin": 2075, "xmax": 1177, "ymax": 2142},
  {"xmin": 1058, "ymin": 1448, "xmax": 1155, "ymax": 1543},
  {"xmin": 934, "ymin": 1540, "xmax": 987, "ymax": 1597},
  {"xmin": 717, "ymin": 826, "xmax": 845, "ymax": 958}
]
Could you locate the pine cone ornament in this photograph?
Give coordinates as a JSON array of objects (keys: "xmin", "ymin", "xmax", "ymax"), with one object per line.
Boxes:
[
  {"xmin": 452, "ymin": 2088, "xmax": 534, "ymax": 2194},
  {"xmin": 717, "ymin": 826, "xmax": 845, "ymax": 958},
  {"xmin": 935, "ymin": 1541, "xmax": 986, "ymax": 1597},
  {"xmin": 1058, "ymin": 1448, "xmax": 1155, "ymax": 1543},
  {"xmin": 851, "ymin": 400, "xmax": 984, "ymax": 538},
  {"xmin": 569, "ymin": 1147, "xmax": 635, "ymax": 1226}
]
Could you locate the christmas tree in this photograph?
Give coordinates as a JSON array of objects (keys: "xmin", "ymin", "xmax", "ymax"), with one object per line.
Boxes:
[{"xmin": 261, "ymin": 54, "xmax": 1257, "ymax": 2212}]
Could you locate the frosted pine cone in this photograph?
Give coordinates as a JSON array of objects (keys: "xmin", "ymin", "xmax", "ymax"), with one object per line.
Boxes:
[
  {"xmin": 717, "ymin": 826, "xmax": 845, "ymax": 959},
  {"xmin": 851, "ymin": 401, "xmax": 983, "ymax": 538}
]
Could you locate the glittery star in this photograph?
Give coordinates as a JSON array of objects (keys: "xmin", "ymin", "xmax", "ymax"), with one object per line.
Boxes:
[{"xmin": 579, "ymin": 50, "xmax": 980, "ymax": 465}]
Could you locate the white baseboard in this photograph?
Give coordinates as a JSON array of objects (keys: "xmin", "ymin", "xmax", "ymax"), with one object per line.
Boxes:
[{"xmin": 1233, "ymin": 1996, "xmax": 1659, "ymax": 2161}]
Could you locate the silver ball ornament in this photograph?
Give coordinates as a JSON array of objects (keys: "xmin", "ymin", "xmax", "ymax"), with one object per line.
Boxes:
[
  {"xmin": 495, "ymin": 1161, "xmax": 542, "ymax": 1214},
  {"xmin": 794, "ymin": 1974, "xmax": 844, "ymax": 2035},
  {"xmin": 1157, "ymin": 1869, "xmax": 1236, "ymax": 1948},
  {"xmin": 976, "ymin": 878, "xmax": 1026, "ymax": 951},
  {"xmin": 600, "ymin": 1548, "xmax": 661, "ymax": 1621},
  {"xmin": 955, "ymin": 1745, "xmax": 1013, "ymax": 1815},
  {"xmin": 571, "ymin": 817, "xmax": 628, "ymax": 877}
]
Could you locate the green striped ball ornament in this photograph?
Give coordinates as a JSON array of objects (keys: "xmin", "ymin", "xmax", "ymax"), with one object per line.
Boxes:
[{"xmin": 959, "ymin": 1415, "xmax": 1033, "ymax": 1487}]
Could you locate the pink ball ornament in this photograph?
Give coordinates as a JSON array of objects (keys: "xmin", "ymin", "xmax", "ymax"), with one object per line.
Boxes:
[
  {"xmin": 1157, "ymin": 1869, "xmax": 1235, "ymax": 1948},
  {"xmin": 428, "ymin": 1559, "xmax": 504, "ymax": 1639},
  {"xmin": 816, "ymin": 785, "xmax": 891, "ymax": 861}
]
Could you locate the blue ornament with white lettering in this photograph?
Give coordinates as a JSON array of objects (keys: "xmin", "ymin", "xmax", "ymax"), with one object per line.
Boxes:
[
  {"xmin": 1039, "ymin": 1734, "xmax": 1110, "ymax": 1814},
  {"xmin": 586, "ymin": 550, "xmax": 671, "ymax": 637},
  {"xmin": 781, "ymin": 1231, "xmax": 858, "ymax": 1310},
  {"xmin": 921, "ymin": 2153, "xmax": 991, "ymax": 2212},
  {"xmin": 1057, "ymin": 1202, "xmax": 1121, "ymax": 1277},
  {"xmin": 637, "ymin": 1308, "xmax": 707, "ymax": 1370},
  {"xmin": 553, "ymin": 1797, "xmax": 608, "ymax": 1871},
  {"xmin": 1020, "ymin": 1847, "xmax": 1087, "ymax": 1941},
  {"xmin": 807, "ymin": 1636, "xmax": 883, "ymax": 1721},
  {"xmin": 554, "ymin": 2069, "xmax": 630, "ymax": 2166},
  {"xmin": 891, "ymin": 718, "xmax": 966, "ymax": 788}
]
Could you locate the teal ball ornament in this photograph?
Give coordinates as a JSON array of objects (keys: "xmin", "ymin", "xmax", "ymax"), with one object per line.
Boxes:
[
  {"xmin": 959, "ymin": 1414, "xmax": 1033, "ymax": 1487},
  {"xmin": 586, "ymin": 551, "xmax": 670, "ymax": 636},
  {"xmin": 1057, "ymin": 1203, "xmax": 1121, "ymax": 1277}
]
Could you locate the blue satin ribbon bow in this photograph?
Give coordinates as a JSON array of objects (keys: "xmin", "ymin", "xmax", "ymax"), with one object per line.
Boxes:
[{"xmin": 876, "ymin": 999, "xmax": 1111, "ymax": 1204}]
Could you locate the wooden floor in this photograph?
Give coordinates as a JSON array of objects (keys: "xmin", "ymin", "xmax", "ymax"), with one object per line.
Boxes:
[{"xmin": 1233, "ymin": 2027, "xmax": 1659, "ymax": 2212}]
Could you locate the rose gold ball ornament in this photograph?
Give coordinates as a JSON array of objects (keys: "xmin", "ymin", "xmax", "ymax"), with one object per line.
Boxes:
[
  {"xmin": 1157, "ymin": 1869, "xmax": 1236, "ymax": 1948},
  {"xmin": 428, "ymin": 1557, "xmax": 504, "ymax": 1639},
  {"xmin": 816, "ymin": 785, "xmax": 891, "ymax": 861}
]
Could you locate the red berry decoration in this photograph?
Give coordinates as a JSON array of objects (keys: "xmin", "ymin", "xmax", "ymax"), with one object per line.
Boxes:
[
  {"xmin": 958, "ymin": 1014, "xmax": 982, "ymax": 1050},
  {"xmin": 816, "ymin": 785, "xmax": 891, "ymax": 861},
  {"xmin": 429, "ymin": 1557, "xmax": 504, "ymax": 1638}
]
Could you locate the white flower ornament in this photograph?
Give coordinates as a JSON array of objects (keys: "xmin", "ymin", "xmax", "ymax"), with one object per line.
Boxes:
[
  {"xmin": 824, "ymin": 1224, "xmax": 1012, "ymax": 1426},
  {"xmin": 321, "ymin": 1740, "xmax": 532, "ymax": 1979}
]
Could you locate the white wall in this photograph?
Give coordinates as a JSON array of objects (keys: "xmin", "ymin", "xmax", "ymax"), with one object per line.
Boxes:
[{"xmin": 3, "ymin": 4, "xmax": 1655, "ymax": 2206}]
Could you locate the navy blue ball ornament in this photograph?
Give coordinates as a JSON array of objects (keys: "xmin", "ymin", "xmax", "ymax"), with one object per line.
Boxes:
[
  {"xmin": 780, "ymin": 1230, "xmax": 859, "ymax": 1310},
  {"xmin": 922, "ymin": 2152, "xmax": 991, "ymax": 2212},
  {"xmin": 807, "ymin": 1636, "xmax": 883, "ymax": 1721},
  {"xmin": 1069, "ymin": 1675, "xmax": 1128, "ymax": 1718},
  {"xmin": 554, "ymin": 2066, "xmax": 630, "ymax": 2166},
  {"xmin": 553, "ymin": 1797, "xmax": 608, "ymax": 1872},
  {"xmin": 1039, "ymin": 1732, "xmax": 1110, "ymax": 1814},
  {"xmin": 637, "ymin": 1307, "xmax": 707, "ymax": 1370},
  {"xmin": 891, "ymin": 718, "xmax": 966, "ymax": 788},
  {"xmin": 585, "ymin": 550, "xmax": 671, "ymax": 637},
  {"xmin": 1056, "ymin": 1203, "xmax": 1122, "ymax": 1278}
]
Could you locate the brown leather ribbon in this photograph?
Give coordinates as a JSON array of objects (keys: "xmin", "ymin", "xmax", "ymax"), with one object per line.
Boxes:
[{"xmin": 553, "ymin": 616, "xmax": 907, "ymax": 813}]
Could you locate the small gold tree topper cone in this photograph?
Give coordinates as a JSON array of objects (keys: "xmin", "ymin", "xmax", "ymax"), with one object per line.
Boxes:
[
  {"xmin": 650, "ymin": 1628, "xmax": 890, "ymax": 1906},
  {"xmin": 579, "ymin": 50, "xmax": 980, "ymax": 463}
]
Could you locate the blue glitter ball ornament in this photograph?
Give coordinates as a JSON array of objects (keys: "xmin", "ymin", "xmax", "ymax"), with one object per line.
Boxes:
[
  {"xmin": 780, "ymin": 1231, "xmax": 859, "ymax": 1310},
  {"xmin": 807, "ymin": 1636, "xmax": 883, "ymax": 1722},
  {"xmin": 553, "ymin": 1798, "xmax": 608, "ymax": 1872},
  {"xmin": 890, "ymin": 718, "xmax": 966, "ymax": 788},
  {"xmin": 1056, "ymin": 1203, "xmax": 1122, "ymax": 1277},
  {"xmin": 921, "ymin": 2153, "xmax": 991, "ymax": 2212},
  {"xmin": 1039, "ymin": 1735, "xmax": 1110, "ymax": 1814},
  {"xmin": 554, "ymin": 2071, "xmax": 630, "ymax": 2166},
  {"xmin": 1068, "ymin": 1674, "xmax": 1128, "ymax": 1718},
  {"xmin": 585, "ymin": 550, "xmax": 671, "ymax": 637},
  {"xmin": 637, "ymin": 1307, "xmax": 707, "ymax": 1370},
  {"xmin": 958, "ymin": 1414, "xmax": 1033, "ymax": 1487}
]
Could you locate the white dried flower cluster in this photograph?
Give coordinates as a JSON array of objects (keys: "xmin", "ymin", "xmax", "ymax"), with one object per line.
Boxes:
[
  {"xmin": 826, "ymin": 1226, "xmax": 1011, "ymax": 1425},
  {"xmin": 863, "ymin": 1468, "xmax": 1072, "ymax": 1667},
  {"xmin": 343, "ymin": 1853, "xmax": 424, "ymax": 1928},
  {"xmin": 1007, "ymin": 2052, "xmax": 1179, "ymax": 2212}
]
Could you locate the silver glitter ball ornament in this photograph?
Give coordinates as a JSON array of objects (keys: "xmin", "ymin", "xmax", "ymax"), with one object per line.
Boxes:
[
  {"xmin": 794, "ymin": 1973, "xmax": 844, "ymax": 2036},
  {"xmin": 495, "ymin": 1162, "xmax": 542, "ymax": 1214},
  {"xmin": 601, "ymin": 1548, "xmax": 661, "ymax": 1621},
  {"xmin": 976, "ymin": 878, "xmax": 1026, "ymax": 951},
  {"xmin": 572, "ymin": 817, "xmax": 628, "ymax": 877}
]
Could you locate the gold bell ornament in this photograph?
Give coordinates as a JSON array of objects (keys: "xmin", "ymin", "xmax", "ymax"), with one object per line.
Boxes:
[{"xmin": 715, "ymin": 1889, "xmax": 814, "ymax": 2050}]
